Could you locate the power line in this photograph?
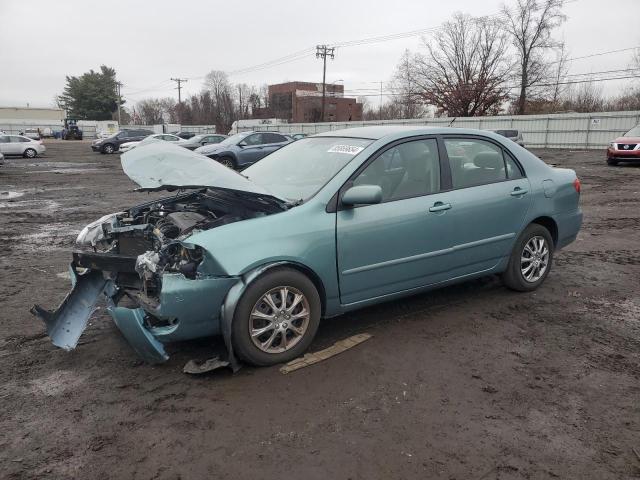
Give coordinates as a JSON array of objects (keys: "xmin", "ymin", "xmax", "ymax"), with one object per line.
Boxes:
[{"xmin": 345, "ymin": 73, "xmax": 640, "ymax": 97}]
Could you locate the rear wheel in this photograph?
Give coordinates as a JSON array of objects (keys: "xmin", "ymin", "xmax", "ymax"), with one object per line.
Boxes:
[
  {"xmin": 502, "ymin": 224, "xmax": 554, "ymax": 292},
  {"xmin": 232, "ymin": 268, "xmax": 321, "ymax": 366},
  {"xmin": 606, "ymin": 158, "xmax": 618, "ymax": 166},
  {"xmin": 23, "ymin": 148, "xmax": 37, "ymax": 158},
  {"xmin": 102, "ymin": 143, "xmax": 115, "ymax": 154},
  {"xmin": 217, "ymin": 156, "xmax": 236, "ymax": 169}
]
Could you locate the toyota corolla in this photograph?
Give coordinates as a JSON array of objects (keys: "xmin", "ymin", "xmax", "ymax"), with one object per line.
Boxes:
[{"xmin": 32, "ymin": 127, "xmax": 582, "ymax": 369}]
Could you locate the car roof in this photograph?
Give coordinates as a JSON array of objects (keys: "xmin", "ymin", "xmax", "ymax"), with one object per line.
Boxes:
[{"xmin": 312, "ymin": 125, "xmax": 506, "ymax": 141}]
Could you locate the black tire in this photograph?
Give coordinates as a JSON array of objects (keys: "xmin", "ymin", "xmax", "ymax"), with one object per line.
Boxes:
[
  {"xmin": 217, "ymin": 156, "xmax": 236, "ymax": 169},
  {"xmin": 102, "ymin": 143, "xmax": 115, "ymax": 154},
  {"xmin": 502, "ymin": 223, "xmax": 554, "ymax": 292},
  {"xmin": 232, "ymin": 268, "xmax": 321, "ymax": 366},
  {"xmin": 606, "ymin": 158, "xmax": 618, "ymax": 166},
  {"xmin": 23, "ymin": 148, "xmax": 37, "ymax": 158}
]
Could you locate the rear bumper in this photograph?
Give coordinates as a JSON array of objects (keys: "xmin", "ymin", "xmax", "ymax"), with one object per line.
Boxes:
[{"xmin": 553, "ymin": 209, "xmax": 583, "ymax": 250}]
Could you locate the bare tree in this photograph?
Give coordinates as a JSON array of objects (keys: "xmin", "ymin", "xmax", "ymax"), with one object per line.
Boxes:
[
  {"xmin": 411, "ymin": 13, "xmax": 512, "ymax": 117},
  {"xmin": 560, "ymin": 81, "xmax": 604, "ymax": 112},
  {"xmin": 390, "ymin": 49, "xmax": 426, "ymax": 118},
  {"xmin": 502, "ymin": 0, "xmax": 566, "ymax": 114},
  {"xmin": 136, "ymin": 98, "xmax": 165, "ymax": 124}
]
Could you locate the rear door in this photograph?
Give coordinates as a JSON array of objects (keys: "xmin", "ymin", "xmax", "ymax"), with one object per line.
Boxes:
[
  {"xmin": 6, "ymin": 136, "xmax": 26, "ymax": 155},
  {"xmin": 337, "ymin": 137, "xmax": 455, "ymax": 305},
  {"xmin": 0, "ymin": 135, "xmax": 11, "ymax": 154},
  {"xmin": 440, "ymin": 136, "xmax": 532, "ymax": 274}
]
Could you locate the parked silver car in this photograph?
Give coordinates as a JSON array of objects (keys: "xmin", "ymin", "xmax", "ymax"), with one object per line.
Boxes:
[
  {"xmin": 0, "ymin": 134, "xmax": 46, "ymax": 158},
  {"xmin": 489, "ymin": 129, "xmax": 525, "ymax": 148}
]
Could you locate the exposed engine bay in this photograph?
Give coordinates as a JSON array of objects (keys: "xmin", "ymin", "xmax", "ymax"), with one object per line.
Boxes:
[{"xmin": 74, "ymin": 188, "xmax": 285, "ymax": 301}]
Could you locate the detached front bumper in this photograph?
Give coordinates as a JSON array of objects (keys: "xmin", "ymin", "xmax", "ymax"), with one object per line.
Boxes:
[{"xmin": 32, "ymin": 253, "xmax": 239, "ymax": 364}]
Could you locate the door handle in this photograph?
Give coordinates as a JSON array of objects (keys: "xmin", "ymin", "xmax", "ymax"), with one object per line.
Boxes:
[
  {"xmin": 429, "ymin": 202, "xmax": 452, "ymax": 212},
  {"xmin": 510, "ymin": 187, "xmax": 528, "ymax": 197}
]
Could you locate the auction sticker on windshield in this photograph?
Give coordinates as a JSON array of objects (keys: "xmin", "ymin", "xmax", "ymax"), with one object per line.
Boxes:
[{"xmin": 327, "ymin": 145, "xmax": 364, "ymax": 155}]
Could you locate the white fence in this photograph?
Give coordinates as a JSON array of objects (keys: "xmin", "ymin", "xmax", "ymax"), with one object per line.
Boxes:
[{"xmin": 240, "ymin": 110, "xmax": 640, "ymax": 149}]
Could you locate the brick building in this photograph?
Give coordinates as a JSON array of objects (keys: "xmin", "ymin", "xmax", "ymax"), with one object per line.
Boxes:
[{"xmin": 254, "ymin": 82, "xmax": 363, "ymax": 123}]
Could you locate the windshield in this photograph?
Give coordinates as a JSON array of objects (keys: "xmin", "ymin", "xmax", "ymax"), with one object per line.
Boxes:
[
  {"xmin": 623, "ymin": 126, "xmax": 640, "ymax": 137},
  {"xmin": 243, "ymin": 137, "xmax": 372, "ymax": 201},
  {"xmin": 218, "ymin": 132, "xmax": 251, "ymax": 146}
]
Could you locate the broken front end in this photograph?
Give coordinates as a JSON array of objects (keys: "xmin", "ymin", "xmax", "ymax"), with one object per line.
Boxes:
[{"xmin": 32, "ymin": 188, "xmax": 285, "ymax": 364}]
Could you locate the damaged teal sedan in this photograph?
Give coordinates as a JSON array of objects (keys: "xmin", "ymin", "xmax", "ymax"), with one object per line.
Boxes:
[{"xmin": 32, "ymin": 127, "xmax": 583, "ymax": 369}]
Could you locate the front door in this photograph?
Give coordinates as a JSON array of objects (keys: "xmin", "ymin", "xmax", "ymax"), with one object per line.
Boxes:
[
  {"xmin": 238, "ymin": 133, "xmax": 267, "ymax": 164},
  {"xmin": 337, "ymin": 138, "xmax": 454, "ymax": 305}
]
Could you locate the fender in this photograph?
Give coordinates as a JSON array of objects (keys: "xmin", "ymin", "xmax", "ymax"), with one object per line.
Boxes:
[{"xmin": 219, "ymin": 261, "xmax": 290, "ymax": 371}]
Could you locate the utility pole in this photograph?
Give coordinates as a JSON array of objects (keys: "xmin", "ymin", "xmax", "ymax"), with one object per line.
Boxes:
[
  {"xmin": 170, "ymin": 77, "xmax": 188, "ymax": 104},
  {"xmin": 379, "ymin": 81, "xmax": 383, "ymax": 120},
  {"xmin": 316, "ymin": 45, "xmax": 335, "ymax": 122},
  {"xmin": 116, "ymin": 81, "xmax": 122, "ymax": 125},
  {"xmin": 171, "ymin": 77, "xmax": 187, "ymax": 124}
]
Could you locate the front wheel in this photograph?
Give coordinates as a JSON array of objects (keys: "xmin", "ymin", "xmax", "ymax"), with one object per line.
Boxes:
[
  {"xmin": 502, "ymin": 224, "xmax": 554, "ymax": 292},
  {"xmin": 232, "ymin": 268, "xmax": 321, "ymax": 366},
  {"xmin": 23, "ymin": 148, "xmax": 37, "ymax": 158},
  {"xmin": 606, "ymin": 158, "xmax": 618, "ymax": 166},
  {"xmin": 102, "ymin": 144, "xmax": 115, "ymax": 154},
  {"xmin": 217, "ymin": 156, "xmax": 236, "ymax": 169}
]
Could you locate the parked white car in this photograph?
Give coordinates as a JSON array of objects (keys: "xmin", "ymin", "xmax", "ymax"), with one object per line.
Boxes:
[
  {"xmin": 0, "ymin": 134, "xmax": 46, "ymax": 158},
  {"xmin": 118, "ymin": 133, "xmax": 186, "ymax": 153}
]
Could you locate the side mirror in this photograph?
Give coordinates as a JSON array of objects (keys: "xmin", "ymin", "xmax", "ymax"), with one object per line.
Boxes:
[
  {"xmin": 201, "ymin": 141, "xmax": 209, "ymax": 146},
  {"xmin": 238, "ymin": 141, "xmax": 247, "ymax": 147},
  {"xmin": 341, "ymin": 185, "xmax": 383, "ymax": 206}
]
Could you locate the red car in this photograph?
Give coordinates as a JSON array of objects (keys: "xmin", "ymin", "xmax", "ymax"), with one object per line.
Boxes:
[{"xmin": 607, "ymin": 125, "xmax": 640, "ymax": 166}]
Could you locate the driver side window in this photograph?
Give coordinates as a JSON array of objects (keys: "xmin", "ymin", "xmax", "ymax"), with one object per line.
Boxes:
[{"xmin": 353, "ymin": 139, "xmax": 441, "ymax": 202}]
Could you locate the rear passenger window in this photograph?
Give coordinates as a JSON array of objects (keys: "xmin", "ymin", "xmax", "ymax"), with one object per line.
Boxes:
[
  {"xmin": 444, "ymin": 139, "xmax": 507, "ymax": 189},
  {"xmin": 263, "ymin": 133, "xmax": 286, "ymax": 144},
  {"xmin": 353, "ymin": 139, "xmax": 440, "ymax": 202}
]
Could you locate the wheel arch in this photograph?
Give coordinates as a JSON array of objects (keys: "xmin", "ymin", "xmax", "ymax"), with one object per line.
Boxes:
[
  {"xmin": 530, "ymin": 216, "xmax": 558, "ymax": 247},
  {"xmin": 219, "ymin": 260, "xmax": 327, "ymax": 370},
  {"xmin": 242, "ymin": 261, "xmax": 327, "ymax": 316}
]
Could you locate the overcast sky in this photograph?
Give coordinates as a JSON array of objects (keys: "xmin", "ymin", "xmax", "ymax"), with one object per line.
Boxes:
[{"xmin": 1, "ymin": 0, "xmax": 638, "ymax": 109}]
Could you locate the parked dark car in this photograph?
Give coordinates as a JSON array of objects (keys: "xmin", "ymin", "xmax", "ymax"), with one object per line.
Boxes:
[
  {"xmin": 91, "ymin": 129, "xmax": 154, "ymax": 154},
  {"xmin": 180, "ymin": 134, "xmax": 228, "ymax": 150},
  {"xmin": 194, "ymin": 131, "xmax": 292, "ymax": 169},
  {"xmin": 606, "ymin": 125, "xmax": 640, "ymax": 166},
  {"xmin": 176, "ymin": 132, "xmax": 196, "ymax": 140}
]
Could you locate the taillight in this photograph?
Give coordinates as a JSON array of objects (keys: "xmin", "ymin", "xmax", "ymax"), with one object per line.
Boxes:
[{"xmin": 573, "ymin": 178, "xmax": 581, "ymax": 194}]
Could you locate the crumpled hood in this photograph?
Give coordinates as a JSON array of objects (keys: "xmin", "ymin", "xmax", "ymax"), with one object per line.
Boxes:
[{"xmin": 120, "ymin": 141, "xmax": 284, "ymax": 201}]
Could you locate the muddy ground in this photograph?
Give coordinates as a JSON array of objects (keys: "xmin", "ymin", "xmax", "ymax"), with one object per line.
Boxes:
[{"xmin": 0, "ymin": 140, "xmax": 638, "ymax": 480}]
